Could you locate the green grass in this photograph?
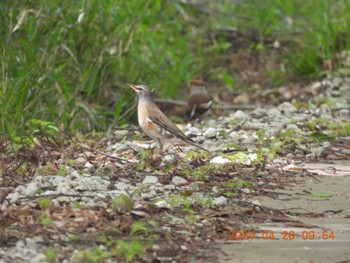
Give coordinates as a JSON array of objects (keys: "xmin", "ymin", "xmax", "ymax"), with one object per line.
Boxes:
[{"xmin": 1, "ymin": 0, "xmax": 349, "ymax": 138}]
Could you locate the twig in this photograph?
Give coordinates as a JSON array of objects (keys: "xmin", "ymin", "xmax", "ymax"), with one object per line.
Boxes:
[
  {"xmin": 106, "ymin": 102, "xmax": 137, "ymax": 139},
  {"xmin": 82, "ymin": 145, "xmax": 132, "ymax": 163},
  {"xmin": 18, "ymin": 193, "xmax": 96, "ymax": 200}
]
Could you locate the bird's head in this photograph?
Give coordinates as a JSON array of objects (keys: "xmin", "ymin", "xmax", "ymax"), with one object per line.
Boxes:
[
  {"xmin": 189, "ymin": 79, "xmax": 207, "ymax": 94},
  {"xmin": 127, "ymin": 84, "xmax": 152, "ymax": 98}
]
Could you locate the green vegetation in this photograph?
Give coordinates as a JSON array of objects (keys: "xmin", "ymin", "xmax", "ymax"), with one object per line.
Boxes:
[
  {"xmin": 38, "ymin": 197, "xmax": 52, "ymax": 209},
  {"xmin": 112, "ymin": 193, "xmax": 134, "ymax": 212},
  {"xmin": 1, "ymin": 0, "xmax": 349, "ymax": 138},
  {"xmin": 72, "ymin": 220, "xmax": 158, "ymax": 262},
  {"xmin": 38, "ymin": 214, "xmax": 53, "ymax": 227},
  {"xmin": 44, "ymin": 248, "xmax": 57, "ymax": 262}
]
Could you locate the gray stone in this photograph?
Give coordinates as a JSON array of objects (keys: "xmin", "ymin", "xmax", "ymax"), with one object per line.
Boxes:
[
  {"xmin": 114, "ymin": 182, "xmax": 132, "ymax": 192},
  {"xmin": 194, "ymin": 135, "xmax": 205, "ymax": 143},
  {"xmin": 142, "ymin": 175, "xmax": 158, "ymax": 185},
  {"xmin": 203, "ymin": 127, "xmax": 217, "ymax": 138},
  {"xmin": 164, "ymin": 184, "xmax": 176, "ymax": 190},
  {"xmin": 305, "ymin": 153, "xmax": 316, "ymax": 160},
  {"xmin": 74, "ymin": 156, "xmax": 86, "ymax": 163},
  {"xmin": 286, "ymin": 124, "xmax": 302, "ymax": 133},
  {"xmin": 230, "ymin": 110, "xmax": 248, "ymax": 121},
  {"xmin": 163, "ymin": 155, "xmax": 176, "ymax": 164},
  {"xmin": 141, "ymin": 189, "xmax": 157, "ymax": 199},
  {"xmin": 267, "ymin": 108, "xmax": 282, "ymax": 119},
  {"xmin": 213, "ymin": 196, "xmax": 228, "ymax": 205},
  {"xmin": 251, "ymin": 108, "xmax": 267, "ymax": 118},
  {"xmin": 113, "ymin": 130, "xmax": 129, "ymax": 140},
  {"xmin": 252, "ymin": 200, "xmax": 261, "ymax": 206},
  {"xmin": 241, "ymin": 135, "xmax": 256, "ymax": 145},
  {"xmin": 240, "ymin": 188, "xmax": 251, "ymax": 194},
  {"xmin": 24, "ymin": 181, "xmax": 43, "ymax": 196},
  {"xmin": 84, "ymin": 162, "xmax": 94, "ymax": 169},
  {"xmin": 277, "ymin": 102, "xmax": 297, "ymax": 117},
  {"xmin": 74, "ymin": 176, "xmax": 110, "ymax": 191},
  {"xmin": 322, "ymin": 141, "xmax": 331, "ymax": 148},
  {"xmin": 309, "ymin": 146, "xmax": 324, "ymax": 158},
  {"xmin": 172, "ymin": 176, "xmax": 188, "ymax": 186},
  {"xmin": 185, "ymin": 126, "xmax": 201, "ymax": 136},
  {"xmin": 228, "ymin": 131, "xmax": 240, "ymax": 143},
  {"xmin": 318, "ymin": 104, "xmax": 332, "ymax": 117}
]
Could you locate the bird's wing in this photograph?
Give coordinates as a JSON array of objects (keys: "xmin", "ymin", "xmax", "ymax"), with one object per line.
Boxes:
[
  {"xmin": 145, "ymin": 104, "xmax": 194, "ymax": 142},
  {"xmin": 147, "ymin": 103, "xmax": 210, "ymax": 153},
  {"xmin": 187, "ymin": 94, "xmax": 212, "ymax": 119},
  {"xmin": 149, "ymin": 115, "xmax": 196, "ymax": 143}
]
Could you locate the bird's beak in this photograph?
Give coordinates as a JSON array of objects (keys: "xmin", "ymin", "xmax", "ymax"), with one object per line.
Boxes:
[{"xmin": 127, "ymin": 84, "xmax": 137, "ymax": 92}]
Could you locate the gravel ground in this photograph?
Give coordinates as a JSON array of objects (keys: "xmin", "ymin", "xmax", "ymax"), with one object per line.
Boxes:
[{"xmin": 0, "ymin": 74, "xmax": 349, "ymax": 262}]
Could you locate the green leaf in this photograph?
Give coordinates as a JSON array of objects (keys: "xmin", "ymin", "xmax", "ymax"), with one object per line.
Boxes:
[{"xmin": 310, "ymin": 131, "xmax": 334, "ymax": 141}]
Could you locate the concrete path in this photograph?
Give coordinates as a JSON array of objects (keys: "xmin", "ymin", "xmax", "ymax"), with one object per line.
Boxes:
[{"xmin": 218, "ymin": 163, "xmax": 350, "ymax": 263}]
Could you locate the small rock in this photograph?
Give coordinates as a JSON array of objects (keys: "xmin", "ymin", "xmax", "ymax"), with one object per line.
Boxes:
[
  {"xmin": 180, "ymin": 245, "xmax": 188, "ymax": 251},
  {"xmin": 251, "ymin": 108, "xmax": 267, "ymax": 118},
  {"xmin": 108, "ymin": 143, "xmax": 129, "ymax": 153},
  {"xmin": 267, "ymin": 108, "xmax": 282, "ymax": 119},
  {"xmin": 286, "ymin": 153, "xmax": 295, "ymax": 159},
  {"xmin": 337, "ymin": 108, "xmax": 350, "ymax": 118},
  {"xmin": 84, "ymin": 162, "xmax": 94, "ymax": 169},
  {"xmin": 322, "ymin": 141, "xmax": 331, "ymax": 148},
  {"xmin": 185, "ymin": 126, "xmax": 201, "ymax": 136},
  {"xmin": 203, "ymin": 127, "xmax": 217, "ymax": 139},
  {"xmin": 142, "ymin": 175, "xmax": 158, "ymax": 185},
  {"xmin": 154, "ymin": 200, "xmax": 168, "ymax": 208},
  {"xmin": 75, "ymin": 156, "xmax": 86, "ymax": 163},
  {"xmin": 210, "ymin": 156, "xmax": 231, "ymax": 165},
  {"xmin": 213, "ymin": 196, "xmax": 228, "ymax": 205},
  {"xmin": 142, "ymin": 190, "xmax": 157, "ymax": 199},
  {"xmin": 229, "ymin": 110, "xmax": 248, "ymax": 121},
  {"xmin": 212, "ymin": 186, "xmax": 219, "ymax": 193},
  {"xmin": 228, "ymin": 131, "xmax": 240, "ymax": 143},
  {"xmin": 164, "ymin": 184, "xmax": 176, "ymax": 190},
  {"xmin": 241, "ymin": 136, "xmax": 256, "ymax": 145},
  {"xmin": 273, "ymin": 159, "xmax": 288, "ymax": 164},
  {"xmin": 189, "ymin": 181, "xmax": 204, "ymax": 191},
  {"xmin": 194, "ymin": 135, "xmax": 205, "ymax": 143},
  {"xmin": 240, "ymin": 188, "xmax": 251, "ymax": 194},
  {"xmin": 75, "ymin": 176, "xmax": 110, "ymax": 191},
  {"xmin": 309, "ymin": 146, "xmax": 324, "ymax": 158},
  {"xmin": 25, "ymin": 181, "xmax": 43, "ymax": 196},
  {"xmin": 114, "ymin": 182, "xmax": 132, "ymax": 192},
  {"xmin": 172, "ymin": 176, "xmax": 188, "ymax": 186},
  {"xmin": 113, "ymin": 130, "xmax": 129, "ymax": 140},
  {"xmin": 277, "ymin": 102, "xmax": 297, "ymax": 117},
  {"xmin": 163, "ymin": 155, "xmax": 176, "ymax": 164},
  {"xmin": 286, "ymin": 124, "xmax": 302, "ymax": 133},
  {"xmin": 252, "ymin": 200, "xmax": 261, "ymax": 206},
  {"xmin": 305, "ymin": 153, "xmax": 316, "ymax": 160},
  {"xmin": 318, "ymin": 104, "xmax": 332, "ymax": 117},
  {"xmin": 254, "ymin": 206, "xmax": 261, "ymax": 212}
]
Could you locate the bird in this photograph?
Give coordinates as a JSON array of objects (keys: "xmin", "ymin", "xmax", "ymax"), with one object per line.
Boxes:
[
  {"xmin": 127, "ymin": 84, "xmax": 210, "ymax": 153},
  {"xmin": 186, "ymin": 80, "xmax": 212, "ymax": 122}
]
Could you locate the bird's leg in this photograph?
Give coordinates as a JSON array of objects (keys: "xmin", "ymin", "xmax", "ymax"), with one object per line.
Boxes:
[{"xmin": 152, "ymin": 140, "xmax": 163, "ymax": 158}]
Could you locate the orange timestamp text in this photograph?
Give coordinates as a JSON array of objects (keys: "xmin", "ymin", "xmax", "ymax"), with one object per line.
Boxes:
[{"xmin": 228, "ymin": 229, "xmax": 335, "ymax": 241}]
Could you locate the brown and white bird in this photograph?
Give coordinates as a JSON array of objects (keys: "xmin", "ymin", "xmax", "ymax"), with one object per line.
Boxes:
[
  {"xmin": 186, "ymin": 80, "xmax": 212, "ymax": 122},
  {"xmin": 127, "ymin": 84, "xmax": 209, "ymax": 153}
]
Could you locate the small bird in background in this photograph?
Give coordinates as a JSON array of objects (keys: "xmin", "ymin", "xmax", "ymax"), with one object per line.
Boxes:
[
  {"xmin": 127, "ymin": 84, "xmax": 210, "ymax": 153},
  {"xmin": 186, "ymin": 80, "xmax": 212, "ymax": 122}
]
